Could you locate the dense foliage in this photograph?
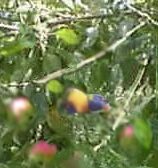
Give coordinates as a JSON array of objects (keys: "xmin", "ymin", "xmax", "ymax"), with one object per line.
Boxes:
[{"xmin": 0, "ymin": 0, "xmax": 157, "ymax": 167}]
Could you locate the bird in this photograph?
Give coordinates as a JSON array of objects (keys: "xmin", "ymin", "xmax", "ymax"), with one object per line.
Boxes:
[{"xmin": 62, "ymin": 88, "xmax": 111, "ymax": 114}]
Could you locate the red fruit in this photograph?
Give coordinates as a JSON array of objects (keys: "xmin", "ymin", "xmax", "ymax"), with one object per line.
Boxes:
[
  {"xmin": 29, "ymin": 141, "xmax": 57, "ymax": 161},
  {"xmin": 121, "ymin": 125, "xmax": 134, "ymax": 138},
  {"xmin": 117, "ymin": 121, "xmax": 152, "ymax": 162},
  {"xmin": 9, "ymin": 97, "xmax": 33, "ymax": 122},
  {"xmin": 118, "ymin": 125, "xmax": 137, "ymax": 152}
]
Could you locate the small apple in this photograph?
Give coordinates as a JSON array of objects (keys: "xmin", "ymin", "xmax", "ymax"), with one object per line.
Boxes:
[
  {"xmin": 118, "ymin": 124, "xmax": 136, "ymax": 151},
  {"xmin": 117, "ymin": 120, "xmax": 152, "ymax": 163},
  {"xmin": 120, "ymin": 125, "xmax": 134, "ymax": 139},
  {"xmin": 29, "ymin": 141, "xmax": 57, "ymax": 162},
  {"xmin": 8, "ymin": 96, "xmax": 34, "ymax": 125}
]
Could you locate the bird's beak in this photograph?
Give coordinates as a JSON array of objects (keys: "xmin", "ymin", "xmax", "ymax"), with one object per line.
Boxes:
[{"xmin": 103, "ymin": 104, "xmax": 111, "ymax": 112}]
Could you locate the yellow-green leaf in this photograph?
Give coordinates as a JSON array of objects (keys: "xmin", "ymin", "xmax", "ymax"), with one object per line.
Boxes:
[
  {"xmin": 46, "ymin": 80, "xmax": 63, "ymax": 94},
  {"xmin": 55, "ymin": 28, "xmax": 79, "ymax": 45},
  {"xmin": 0, "ymin": 38, "xmax": 35, "ymax": 56}
]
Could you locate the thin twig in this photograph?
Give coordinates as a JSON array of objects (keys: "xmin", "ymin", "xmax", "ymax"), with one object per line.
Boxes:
[
  {"xmin": 0, "ymin": 13, "xmax": 107, "ymax": 31},
  {"xmin": 47, "ymin": 13, "xmax": 110, "ymax": 26},
  {"xmin": 124, "ymin": 67, "xmax": 146, "ymax": 109},
  {"xmin": 0, "ymin": 23, "xmax": 19, "ymax": 31},
  {"xmin": 112, "ymin": 59, "xmax": 149, "ymax": 130},
  {"xmin": 0, "ymin": 82, "xmax": 30, "ymax": 88}
]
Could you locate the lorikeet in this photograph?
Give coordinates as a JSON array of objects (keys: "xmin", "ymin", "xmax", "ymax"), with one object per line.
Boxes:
[{"xmin": 63, "ymin": 88, "xmax": 111, "ymax": 114}]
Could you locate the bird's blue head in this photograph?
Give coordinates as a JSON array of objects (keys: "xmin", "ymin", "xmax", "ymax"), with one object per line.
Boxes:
[{"xmin": 88, "ymin": 94, "xmax": 110, "ymax": 112}]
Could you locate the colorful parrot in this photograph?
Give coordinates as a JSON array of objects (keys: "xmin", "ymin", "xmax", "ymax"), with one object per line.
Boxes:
[{"xmin": 63, "ymin": 88, "xmax": 111, "ymax": 114}]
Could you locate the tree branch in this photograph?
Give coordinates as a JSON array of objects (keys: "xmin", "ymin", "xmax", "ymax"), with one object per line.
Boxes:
[
  {"xmin": 125, "ymin": 3, "xmax": 158, "ymax": 27},
  {"xmin": 0, "ymin": 13, "xmax": 107, "ymax": 31},
  {"xmin": 47, "ymin": 13, "xmax": 111, "ymax": 26},
  {"xmin": 0, "ymin": 13, "xmax": 114, "ymax": 32},
  {"xmin": 35, "ymin": 21, "xmax": 146, "ymax": 84},
  {"xmin": 0, "ymin": 23, "xmax": 19, "ymax": 31},
  {"xmin": 0, "ymin": 21, "xmax": 146, "ymax": 88}
]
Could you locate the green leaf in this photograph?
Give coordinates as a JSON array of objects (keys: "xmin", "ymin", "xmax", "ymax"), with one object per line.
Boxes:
[
  {"xmin": 0, "ymin": 38, "xmax": 34, "ymax": 56},
  {"xmin": 46, "ymin": 80, "xmax": 63, "ymax": 94},
  {"xmin": 134, "ymin": 118, "xmax": 152, "ymax": 149},
  {"xmin": 55, "ymin": 28, "xmax": 79, "ymax": 45},
  {"xmin": 43, "ymin": 54, "xmax": 62, "ymax": 73},
  {"xmin": 90, "ymin": 61, "xmax": 111, "ymax": 89}
]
